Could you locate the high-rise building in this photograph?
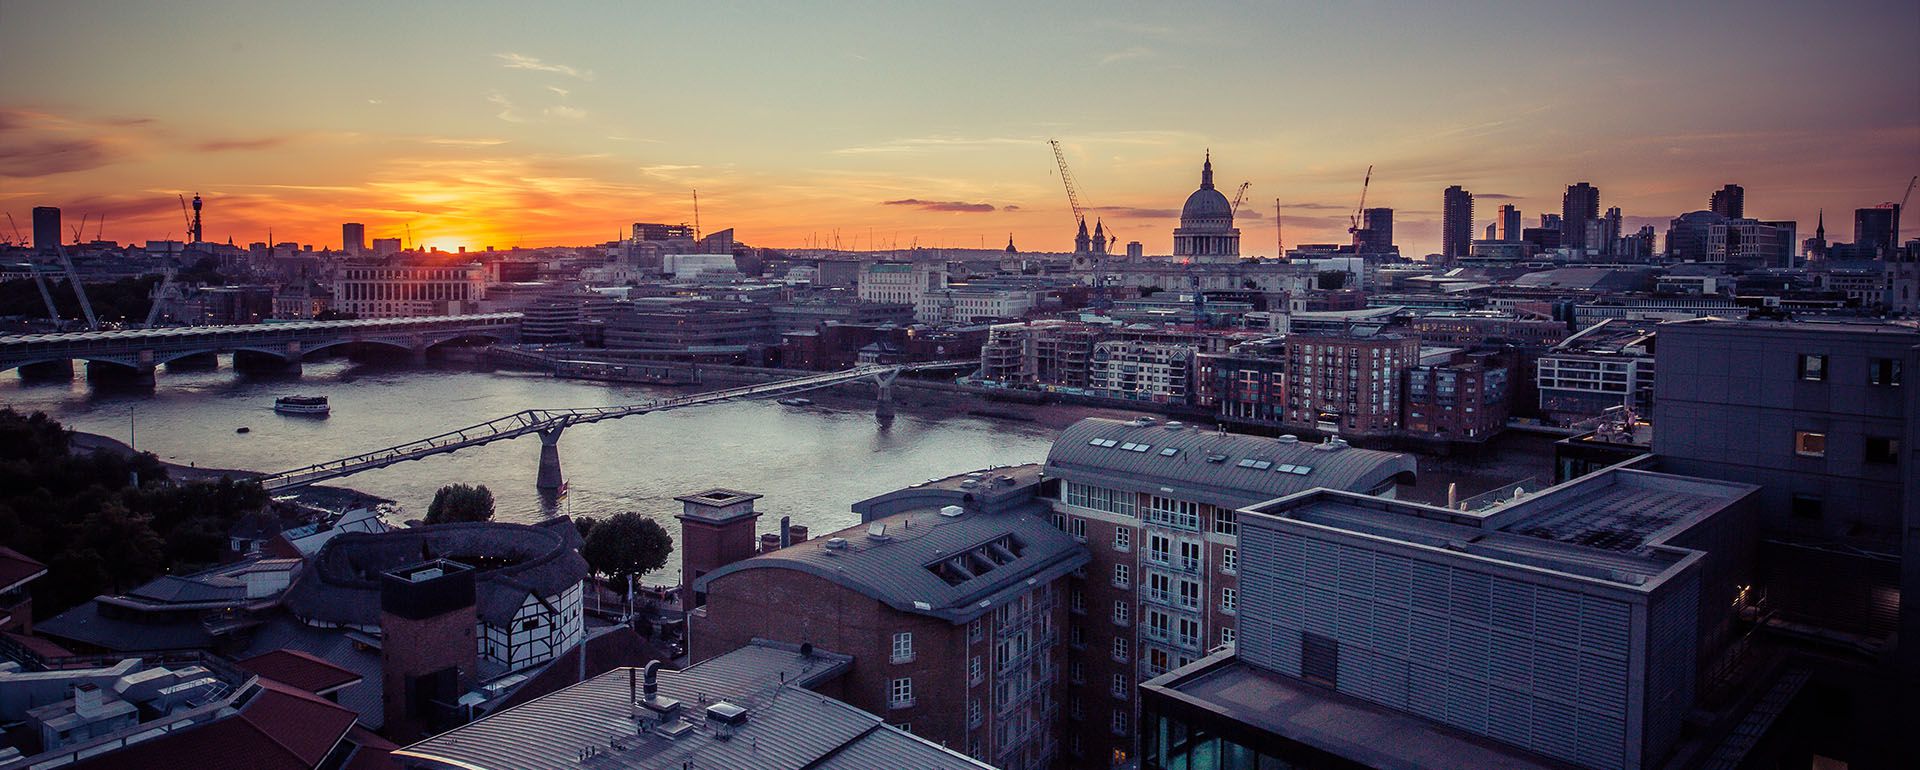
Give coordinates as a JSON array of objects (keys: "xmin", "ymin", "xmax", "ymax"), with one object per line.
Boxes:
[
  {"xmin": 341, "ymin": 222, "xmax": 366, "ymax": 256},
  {"xmin": 1563, "ymin": 182, "xmax": 1601, "ymax": 252},
  {"xmin": 1855, "ymin": 205, "xmax": 1900, "ymax": 258},
  {"xmin": 1540, "ymin": 212, "xmax": 1563, "ymax": 231},
  {"xmin": 1709, "ymin": 183, "xmax": 1745, "ymax": 219},
  {"xmin": 31, "ymin": 206, "xmax": 60, "ymax": 254},
  {"xmin": 1600, "ymin": 206, "xmax": 1624, "ymax": 257},
  {"xmin": 1499, "ymin": 204, "xmax": 1521, "ymax": 242},
  {"xmin": 1353, "ymin": 207, "xmax": 1394, "ymax": 255},
  {"xmin": 1441, "ymin": 186, "xmax": 1473, "ymax": 261}
]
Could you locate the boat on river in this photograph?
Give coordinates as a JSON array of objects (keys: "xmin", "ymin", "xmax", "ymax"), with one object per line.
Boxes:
[{"xmin": 274, "ymin": 395, "xmax": 330, "ymax": 415}]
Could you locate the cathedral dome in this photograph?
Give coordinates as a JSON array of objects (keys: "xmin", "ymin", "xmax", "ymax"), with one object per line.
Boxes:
[{"xmin": 1179, "ymin": 153, "xmax": 1234, "ymax": 228}]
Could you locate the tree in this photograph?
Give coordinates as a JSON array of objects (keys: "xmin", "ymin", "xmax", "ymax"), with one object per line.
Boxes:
[
  {"xmin": 582, "ymin": 512, "xmax": 674, "ymax": 584},
  {"xmin": 425, "ymin": 484, "xmax": 495, "ymax": 525}
]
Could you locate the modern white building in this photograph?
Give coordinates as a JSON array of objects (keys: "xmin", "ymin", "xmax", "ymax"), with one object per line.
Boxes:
[
  {"xmin": 859, "ymin": 262, "xmax": 947, "ymax": 305},
  {"xmin": 914, "ymin": 286, "xmax": 1034, "ymax": 324},
  {"xmin": 1087, "ymin": 341, "xmax": 1195, "ymax": 403}
]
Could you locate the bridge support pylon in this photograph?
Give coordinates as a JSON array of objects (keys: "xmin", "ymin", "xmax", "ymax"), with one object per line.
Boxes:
[
  {"xmin": 536, "ymin": 427, "xmax": 565, "ymax": 491},
  {"xmin": 872, "ymin": 368, "xmax": 900, "ymax": 422}
]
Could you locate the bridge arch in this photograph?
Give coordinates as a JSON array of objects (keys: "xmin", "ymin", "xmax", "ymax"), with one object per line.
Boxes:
[
  {"xmin": 296, "ymin": 337, "xmax": 420, "ymax": 360},
  {"xmin": 421, "ymin": 329, "xmax": 513, "ymax": 350},
  {"xmin": 0, "ymin": 354, "xmax": 144, "ymax": 374}
]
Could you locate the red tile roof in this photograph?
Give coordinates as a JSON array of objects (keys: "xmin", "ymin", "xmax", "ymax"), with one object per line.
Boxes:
[
  {"xmin": 237, "ymin": 648, "xmax": 365, "ymax": 695},
  {"xmin": 0, "ymin": 546, "xmax": 47, "ymax": 593},
  {"xmin": 65, "ymin": 678, "xmax": 357, "ymax": 770}
]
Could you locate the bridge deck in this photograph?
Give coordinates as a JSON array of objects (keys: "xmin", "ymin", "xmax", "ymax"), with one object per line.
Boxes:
[{"xmin": 257, "ymin": 360, "xmax": 972, "ymax": 491}]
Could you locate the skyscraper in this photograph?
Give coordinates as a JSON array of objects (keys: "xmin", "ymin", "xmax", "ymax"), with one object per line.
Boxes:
[
  {"xmin": 1601, "ymin": 206, "xmax": 1624, "ymax": 257},
  {"xmin": 1709, "ymin": 184, "xmax": 1745, "ymax": 219},
  {"xmin": 31, "ymin": 206, "xmax": 59, "ymax": 254},
  {"xmin": 1441, "ymin": 185, "xmax": 1473, "ymax": 261},
  {"xmin": 1499, "ymin": 204, "xmax": 1521, "ymax": 242},
  {"xmin": 1855, "ymin": 205, "xmax": 1900, "ymax": 258},
  {"xmin": 1354, "ymin": 207, "xmax": 1394, "ymax": 254},
  {"xmin": 342, "ymin": 222, "xmax": 367, "ymax": 256},
  {"xmin": 1563, "ymin": 182, "xmax": 1600, "ymax": 252}
]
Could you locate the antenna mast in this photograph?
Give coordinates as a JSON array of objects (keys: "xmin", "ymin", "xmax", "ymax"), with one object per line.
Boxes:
[{"xmin": 692, "ymin": 189, "xmax": 701, "ymax": 241}]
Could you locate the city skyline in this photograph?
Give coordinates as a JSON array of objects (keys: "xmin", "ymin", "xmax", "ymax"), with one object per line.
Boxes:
[{"xmin": 3, "ymin": 0, "xmax": 1916, "ymax": 256}]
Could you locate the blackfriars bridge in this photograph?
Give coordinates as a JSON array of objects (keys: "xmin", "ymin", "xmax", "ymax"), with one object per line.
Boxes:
[{"xmin": 0, "ymin": 313, "xmax": 522, "ymax": 377}]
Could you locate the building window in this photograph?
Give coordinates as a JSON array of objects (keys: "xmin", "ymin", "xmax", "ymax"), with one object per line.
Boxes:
[
  {"xmin": 1146, "ymin": 496, "xmax": 1200, "ymax": 530},
  {"xmin": 1791, "ymin": 494, "xmax": 1824, "ymax": 519},
  {"xmin": 1221, "ymin": 587, "xmax": 1237, "ymax": 614},
  {"xmin": 892, "ymin": 632, "xmax": 914, "ymax": 663},
  {"xmin": 1867, "ymin": 437, "xmax": 1901, "ymax": 464},
  {"xmin": 969, "ymin": 620, "xmax": 983, "ymax": 644},
  {"xmin": 1798, "ymin": 354, "xmax": 1827, "ymax": 381},
  {"xmin": 1212, "ymin": 509, "xmax": 1238, "ymax": 536},
  {"xmin": 1070, "ymin": 588, "xmax": 1086, "ymax": 614},
  {"xmin": 1794, "ymin": 431, "xmax": 1827, "ymax": 457},
  {"xmin": 1113, "ymin": 564, "xmax": 1131, "ymax": 589},
  {"xmin": 1180, "ymin": 541, "xmax": 1203, "ymax": 573},
  {"xmin": 967, "ymin": 699, "xmax": 982, "ymax": 729},
  {"xmin": 1069, "ymin": 517, "xmax": 1087, "ymax": 541},
  {"xmin": 889, "ymin": 677, "xmax": 914, "ymax": 708},
  {"xmin": 1113, "ymin": 601, "xmax": 1131, "ymax": 627},
  {"xmin": 1221, "ymin": 547, "xmax": 1237, "ymax": 574},
  {"xmin": 1071, "ymin": 660, "xmax": 1086, "ymax": 684},
  {"xmin": 1112, "ymin": 672, "xmax": 1130, "ymax": 699},
  {"xmin": 1147, "ymin": 572, "xmax": 1171, "ymax": 604},
  {"xmin": 1113, "ymin": 527, "xmax": 1132, "ymax": 552},
  {"xmin": 1869, "ymin": 358, "xmax": 1903, "ymax": 386},
  {"xmin": 895, "ymin": 722, "xmax": 911, "ymax": 734},
  {"xmin": 1301, "ymin": 632, "xmax": 1339, "ymax": 688},
  {"xmin": 1071, "ymin": 624, "xmax": 1086, "ymax": 647},
  {"xmin": 1178, "ymin": 579, "xmax": 1201, "ymax": 611},
  {"xmin": 1220, "ymin": 626, "xmax": 1235, "ymax": 646},
  {"xmin": 1113, "ymin": 637, "xmax": 1129, "ymax": 663},
  {"xmin": 969, "ymin": 655, "xmax": 983, "ymax": 685},
  {"xmin": 1147, "ymin": 534, "xmax": 1171, "ymax": 564},
  {"xmin": 1112, "ymin": 709, "xmax": 1130, "ymax": 736}
]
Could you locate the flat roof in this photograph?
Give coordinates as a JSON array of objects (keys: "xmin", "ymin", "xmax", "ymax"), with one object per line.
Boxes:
[
  {"xmin": 1144, "ymin": 653, "xmax": 1578, "ymax": 770},
  {"xmin": 1246, "ymin": 467, "xmax": 1755, "ymax": 592},
  {"xmin": 396, "ymin": 641, "xmax": 990, "ymax": 770}
]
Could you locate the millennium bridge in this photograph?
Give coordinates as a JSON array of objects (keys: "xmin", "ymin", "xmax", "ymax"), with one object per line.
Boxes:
[
  {"xmin": 0, "ymin": 313, "xmax": 522, "ymax": 376},
  {"xmin": 255, "ymin": 359, "xmax": 974, "ymax": 493}
]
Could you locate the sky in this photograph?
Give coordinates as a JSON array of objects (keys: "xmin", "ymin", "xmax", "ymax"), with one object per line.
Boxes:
[{"xmin": 2, "ymin": 0, "xmax": 1916, "ymax": 257}]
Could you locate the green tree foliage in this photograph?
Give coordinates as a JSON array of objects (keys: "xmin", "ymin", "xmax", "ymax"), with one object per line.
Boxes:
[
  {"xmin": 0, "ymin": 409, "xmax": 269, "ymax": 614},
  {"xmin": 424, "ymin": 483, "xmax": 495, "ymax": 525},
  {"xmin": 582, "ymin": 512, "xmax": 674, "ymax": 584}
]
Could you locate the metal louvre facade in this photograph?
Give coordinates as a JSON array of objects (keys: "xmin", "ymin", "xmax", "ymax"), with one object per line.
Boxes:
[{"xmin": 1238, "ymin": 520, "xmax": 1651, "ymax": 770}]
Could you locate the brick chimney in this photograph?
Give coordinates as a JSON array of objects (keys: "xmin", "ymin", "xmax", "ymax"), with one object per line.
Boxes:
[
  {"xmin": 379, "ymin": 559, "xmax": 477, "ymax": 742},
  {"xmin": 673, "ymin": 489, "xmax": 762, "ymax": 610}
]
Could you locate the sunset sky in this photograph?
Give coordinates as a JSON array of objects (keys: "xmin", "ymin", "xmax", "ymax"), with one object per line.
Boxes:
[{"xmin": 3, "ymin": 0, "xmax": 1916, "ymax": 257}]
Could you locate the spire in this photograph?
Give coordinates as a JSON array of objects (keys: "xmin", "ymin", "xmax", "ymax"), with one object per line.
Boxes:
[
  {"xmin": 1201, "ymin": 150, "xmax": 1214, "ymax": 190},
  {"xmin": 1005, "ymin": 233, "xmax": 1017, "ymax": 253},
  {"xmin": 1816, "ymin": 208, "xmax": 1825, "ymax": 238}
]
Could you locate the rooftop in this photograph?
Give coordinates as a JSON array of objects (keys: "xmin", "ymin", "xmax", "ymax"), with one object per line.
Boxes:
[
  {"xmin": 1046, "ymin": 418, "xmax": 1417, "ymax": 510},
  {"xmin": 394, "ymin": 641, "xmax": 990, "ymax": 770},
  {"xmin": 1143, "ymin": 652, "xmax": 1578, "ymax": 770},
  {"xmin": 0, "ymin": 547, "xmax": 47, "ymax": 594},
  {"xmin": 1245, "ymin": 467, "xmax": 1756, "ymax": 592},
  {"xmin": 236, "ymin": 649, "xmax": 365, "ymax": 696},
  {"xmin": 696, "ymin": 500, "xmax": 1087, "ymax": 623},
  {"xmin": 284, "ymin": 518, "xmax": 586, "ymax": 628}
]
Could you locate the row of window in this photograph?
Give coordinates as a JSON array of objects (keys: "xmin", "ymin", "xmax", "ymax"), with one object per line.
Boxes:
[
  {"xmin": 1798, "ymin": 353, "xmax": 1904, "ymax": 385},
  {"xmin": 1793, "ymin": 431, "xmax": 1901, "ymax": 463}
]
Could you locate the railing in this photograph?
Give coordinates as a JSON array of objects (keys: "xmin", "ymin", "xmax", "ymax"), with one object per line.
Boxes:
[{"xmin": 258, "ymin": 361, "xmax": 970, "ymax": 490}]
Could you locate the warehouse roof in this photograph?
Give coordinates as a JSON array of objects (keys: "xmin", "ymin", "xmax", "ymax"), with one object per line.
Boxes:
[
  {"xmin": 1047, "ymin": 418, "xmax": 1417, "ymax": 509},
  {"xmin": 695, "ymin": 502, "xmax": 1088, "ymax": 623},
  {"xmin": 395, "ymin": 641, "xmax": 990, "ymax": 770}
]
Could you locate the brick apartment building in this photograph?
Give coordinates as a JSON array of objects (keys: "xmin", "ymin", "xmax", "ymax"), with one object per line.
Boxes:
[
  {"xmin": 1401, "ymin": 350, "xmax": 1512, "ymax": 443},
  {"xmin": 690, "ymin": 468, "xmax": 1087, "ymax": 770},
  {"xmin": 1282, "ymin": 327, "xmax": 1420, "ymax": 438}
]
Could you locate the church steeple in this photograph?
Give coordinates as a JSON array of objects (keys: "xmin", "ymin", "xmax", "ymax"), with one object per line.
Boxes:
[
  {"xmin": 1200, "ymin": 150, "xmax": 1214, "ymax": 190},
  {"xmin": 1093, "ymin": 219, "xmax": 1108, "ymax": 256},
  {"xmin": 1815, "ymin": 208, "xmax": 1825, "ymax": 240},
  {"xmin": 1074, "ymin": 217, "xmax": 1092, "ymax": 254}
]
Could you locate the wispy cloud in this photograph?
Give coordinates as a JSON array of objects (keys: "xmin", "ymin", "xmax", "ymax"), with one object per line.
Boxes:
[
  {"xmin": 494, "ymin": 52, "xmax": 594, "ymax": 81},
  {"xmin": 486, "ymin": 92, "xmax": 524, "ymax": 123},
  {"xmin": 545, "ymin": 85, "xmax": 571, "ymax": 97},
  {"xmin": 1090, "ymin": 206, "xmax": 1179, "ymax": 219},
  {"xmin": 833, "ymin": 135, "xmax": 1036, "ymax": 156},
  {"xmin": 195, "ymin": 135, "xmax": 296, "ymax": 152},
  {"xmin": 545, "ymin": 105, "xmax": 587, "ymax": 121},
  {"xmin": 423, "ymin": 137, "xmax": 511, "ymax": 147},
  {"xmin": 0, "ymin": 109, "xmax": 147, "ymax": 178},
  {"xmin": 639, "ymin": 164, "xmax": 701, "ymax": 180},
  {"xmin": 883, "ymin": 199, "xmax": 998, "ymax": 213},
  {"xmin": 1100, "ymin": 46, "xmax": 1157, "ymax": 65}
]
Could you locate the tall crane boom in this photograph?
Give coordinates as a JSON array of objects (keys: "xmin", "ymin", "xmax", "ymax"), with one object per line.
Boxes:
[
  {"xmin": 1048, "ymin": 139, "xmax": 1087, "ymax": 225},
  {"xmin": 1349, "ymin": 165, "xmax": 1373, "ymax": 234},
  {"xmin": 1231, "ymin": 182, "xmax": 1251, "ymax": 215}
]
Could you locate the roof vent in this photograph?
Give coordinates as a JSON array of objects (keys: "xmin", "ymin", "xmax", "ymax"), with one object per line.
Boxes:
[
  {"xmin": 939, "ymin": 505, "xmax": 965, "ymax": 518},
  {"xmin": 656, "ymin": 718, "xmax": 696, "ymax": 740},
  {"xmin": 866, "ymin": 523, "xmax": 892, "ymax": 542},
  {"xmin": 1276, "ymin": 434, "xmax": 1300, "ymax": 444},
  {"xmin": 824, "ymin": 537, "xmax": 848, "ymax": 550},
  {"xmin": 1165, "ymin": 421, "xmax": 1185, "ymax": 430},
  {"xmin": 707, "ymin": 701, "xmax": 748, "ymax": 739}
]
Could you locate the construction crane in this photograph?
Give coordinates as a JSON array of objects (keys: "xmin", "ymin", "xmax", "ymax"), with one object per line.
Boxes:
[
  {"xmin": 1275, "ymin": 198, "xmax": 1284, "ymax": 258},
  {"xmin": 1348, "ymin": 165, "xmax": 1373, "ymax": 236},
  {"xmin": 69, "ymin": 213, "xmax": 89, "ymax": 245},
  {"xmin": 178, "ymin": 195, "xmax": 194, "ymax": 240},
  {"xmin": 406, "ymin": 223, "xmax": 414, "ymax": 251},
  {"xmin": 1230, "ymin": 182, "xmax": 1251, "ymax": 215},
  {"xmin": 4, "ymin": 212, "xmax": 24, "ymax": 246},
  {"xmin": 94, "ymin": 215, "xmax": 105, "ymax": 243},
  {"xmin": 692, "ymin": 189, "xmax": 702, "ymax": 241},
  {"xmin": 1049, "ymin": 139, "xmax": 1111, "ymax": 310}
]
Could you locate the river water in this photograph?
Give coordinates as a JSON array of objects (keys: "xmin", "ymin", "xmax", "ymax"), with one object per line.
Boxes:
[{"xmin": 0, "ymin": 358, "xmax": 1065, "ymax": 577}]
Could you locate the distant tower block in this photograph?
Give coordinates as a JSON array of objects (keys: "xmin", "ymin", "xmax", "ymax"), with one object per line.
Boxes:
[{"xmin": 674, "ymin": 489, "xmax": 763, "ymax": 610}]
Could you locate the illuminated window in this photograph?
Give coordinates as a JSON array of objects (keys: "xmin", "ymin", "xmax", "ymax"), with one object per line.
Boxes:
[
  {"xmin": 1798, "ymin": 354, "xmax": 1827, "ymax": 381},
  {"xmin": 1794, "ymin": 431, "xmax": 1827, "ymax": 457}
]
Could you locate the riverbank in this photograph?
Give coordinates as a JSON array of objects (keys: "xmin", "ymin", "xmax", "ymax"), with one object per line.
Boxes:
[{"xmin": 68, "ymin": 429, "xmax": 394, "ymax": 512}]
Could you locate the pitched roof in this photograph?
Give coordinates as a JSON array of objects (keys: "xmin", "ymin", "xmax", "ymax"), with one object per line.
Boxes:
[
  {"xmin": 695, "ymin": 504, "xmax": 1089, "ymax": 623},
  {"xmin": 238, "ymin": 648, "xmax": 365, "ymax": 695},
  {"xmin": 0, "ymin": 547, "xmax": 47, "ymax": 593},
  {"xmin": 63, "ymin": 678, "xmax": 357, "ymax": 770},
  {"xmin": 284, "ymin": 520, "xmax": 586, "ymax": 627},
  {"xmin": 1046, "ymin": 418, "xmax": 1418, "ymax": 509}
]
